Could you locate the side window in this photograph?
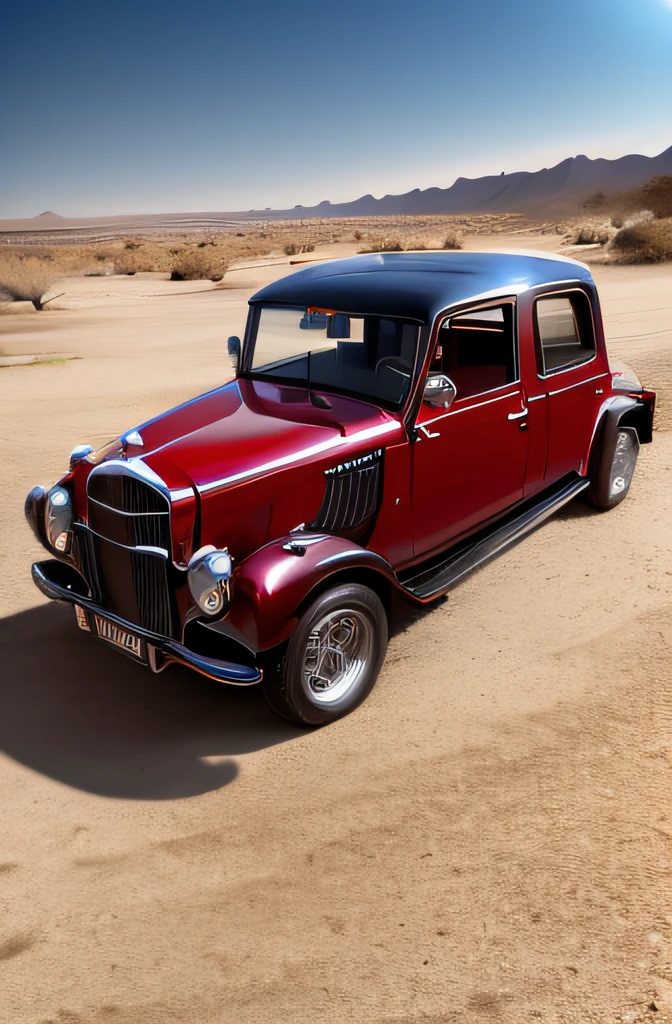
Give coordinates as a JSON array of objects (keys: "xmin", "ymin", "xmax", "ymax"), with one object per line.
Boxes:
[
  {"xmin": 434, "ymin": 303, "xmax": 517, "ymax": 400},
  {"xmin": 534, "ymin": 293, "xmax": 595, "ymax": 374}
]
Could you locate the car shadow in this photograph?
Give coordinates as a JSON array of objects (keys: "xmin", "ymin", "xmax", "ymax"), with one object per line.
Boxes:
[{"xmin": 0, "ymin": 603, "xmax": 304, "ymax": 800}]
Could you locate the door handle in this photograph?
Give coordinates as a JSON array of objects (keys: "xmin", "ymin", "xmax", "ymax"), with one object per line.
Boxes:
[
  {"xmin": 507, "ymin": 408, "xmax": 528, "ymax": 421},
  {"xmin": 418, "ymin": 424, "xmax": 440, "ymax": 439}
]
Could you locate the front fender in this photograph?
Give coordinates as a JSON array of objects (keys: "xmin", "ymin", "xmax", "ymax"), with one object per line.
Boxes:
[{"xmin": 221, "ymin": 534, "xmax": 403, "ymax": 652}]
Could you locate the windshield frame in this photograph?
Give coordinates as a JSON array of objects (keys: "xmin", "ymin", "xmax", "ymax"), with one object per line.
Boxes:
[{"xmin": 240, "ymin": 302, "xmax": 429, "ymax": 413}]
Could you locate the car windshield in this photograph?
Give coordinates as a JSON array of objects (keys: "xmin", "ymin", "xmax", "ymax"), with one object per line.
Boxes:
[{"xmin": 245, "ymin": 305, "xmax": 422, "ymax": 410}]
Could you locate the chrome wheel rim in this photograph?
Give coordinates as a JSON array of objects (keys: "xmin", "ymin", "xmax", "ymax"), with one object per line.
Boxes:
[
  {"xmin": 610, "ymin": 430, "xmax": 637, "ymax": 497},
  {"xmin": 303, "ymin": 609, "xmax": 374, "ymax": 704}
]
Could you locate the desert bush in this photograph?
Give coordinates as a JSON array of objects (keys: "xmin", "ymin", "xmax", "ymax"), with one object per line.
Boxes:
[
  {"xmin": 623, "ymin": 176, "xmax": 672, "ymax": 220},
  {"xmin": 0, "ymin": 253, "xmax": 68, "ymax": 309},
  {"xmin": 358, "ymin": 236, "xmax": 404, "ymax": 253},
  {"xmin": 569, "ymin": 224, "xmax": 611, "ymax": 245},
  {"xmin": 169, "ymin": 249, "xmax": 227, "ymax": 281},
  {"xmin": 623, "ymin": 209, "xmax": 655, "ymax": 229},
  {"xmin": 283, "ymin": 241, "xmax": 315, "ymax": 255},
  {"xmin": 353, "ymin": 230, "xmax": 363, "ymax": 241},
  {"xmin": 611, "ymin": 216, "xmax": 624, "ymax": 229},
  {"xmin": 442, "ymin": 232, "xmax": 464, "ymax": 250},
  {"xmin": 123, "ymin": 239, "xmax": 143, "ymax": 250},
  {"xmin": 610, "ymin": 217, "xmax": 672, "ymax": 263}
]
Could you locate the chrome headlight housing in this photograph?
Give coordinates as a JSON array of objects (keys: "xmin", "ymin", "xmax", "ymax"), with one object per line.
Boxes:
[
  {"xmin": 45, "ymin": 485, "xmax": 73, "ymax": 553},
  {"xmin": 187, "ymin": 545, "xmax": 233, "ymax": 617},
  {"xmin": 85, "ymin": 438, "xmax": 125, "ymax": 465}
]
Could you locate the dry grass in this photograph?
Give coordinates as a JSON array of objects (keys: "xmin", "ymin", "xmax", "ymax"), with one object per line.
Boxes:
[
  {"xmin": 442, "ymin": 231, "xmax": 464, "ymax": 250},
  {"xmin": 0, "ymin": 212, "xmax": 544, "ymax": 303},
  {"xmin": 283, "ymin": 241, "xmax": 315, "ymax": 256},
  {"xmin": 568, "ymin": 223, "xmax": 613, "ymax": 245},
  {"xmin": 621, "ymin": 176, "xmax": 672, "ymax": 220},
  {"xmin": 610, "ymin": 217, "xmax": 672, "ymax": 263},
  {"xmin": 358, "ymin": 236, "xmax": 404, "ymax": 253},
  {"xmin": 0, "ymin": 252, "xmax": 83, "ymax": 309},
  {"xmin": 169, "ymin": 249, "xmax": 229, "ymax": 282}
]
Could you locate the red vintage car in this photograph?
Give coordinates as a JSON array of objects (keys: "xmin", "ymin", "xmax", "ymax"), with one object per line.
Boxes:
[{"xmin": 26, "ymin": 251, "xmax": 656, "ymax": 725}]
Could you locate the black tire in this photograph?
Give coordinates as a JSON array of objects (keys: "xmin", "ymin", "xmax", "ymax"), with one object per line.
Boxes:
[
  {"xmin": 262, "ymin": 583, "xmax": 388, "ymax": 726},
  {"xmin": 586, "ymin": 425, "xmax": 640, "ymax": 510}
]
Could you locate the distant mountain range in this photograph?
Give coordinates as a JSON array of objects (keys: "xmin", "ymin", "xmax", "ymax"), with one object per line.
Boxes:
[
  {"xmin": 281, "ymin": 145, "xmax": 672, "ymax": 219},
  {"xmin": 1, "ymin": 145, "xmax": 671, "ymax": 232}
]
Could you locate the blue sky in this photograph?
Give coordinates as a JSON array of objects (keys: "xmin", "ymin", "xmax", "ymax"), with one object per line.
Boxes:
[{"xmin": 1, "ymin": 0, "xmax": 671, "ymax": 217}]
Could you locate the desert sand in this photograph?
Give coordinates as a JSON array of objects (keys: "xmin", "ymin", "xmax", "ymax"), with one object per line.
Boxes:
[{"xmin": 0, "ymin": 238, "xmax": 670, "ymax": 1024}]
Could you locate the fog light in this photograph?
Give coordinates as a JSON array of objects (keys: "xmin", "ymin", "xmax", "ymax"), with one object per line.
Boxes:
[{"xmin": 187, "ymin": 545, "xmax": 233, "ymax": 617}]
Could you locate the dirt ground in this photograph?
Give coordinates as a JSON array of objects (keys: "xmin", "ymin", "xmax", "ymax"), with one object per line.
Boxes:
[{"xmin": 0, "ymin": 238, "xmax": 670, "ymax": 1024}]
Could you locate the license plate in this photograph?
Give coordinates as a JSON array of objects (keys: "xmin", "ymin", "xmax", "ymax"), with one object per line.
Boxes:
[
  {"xmin": 74, "ymin": 604, "xmax": 91, "ymax": 632},
  {"xmin": 94, "ymin": 614, "xmax": 145, "ymax": 660}
]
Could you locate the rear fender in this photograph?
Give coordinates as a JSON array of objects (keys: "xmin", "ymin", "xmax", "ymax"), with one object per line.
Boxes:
[
  {"xmin": 587, "ymin": 395, "xmax": 642, "ymax": 479},
  {"xmin": 223, "ymin": 533, "xmax": 404, "ymax": 652}
]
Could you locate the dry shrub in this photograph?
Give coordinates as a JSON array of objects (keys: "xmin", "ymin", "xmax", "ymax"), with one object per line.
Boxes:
[
  {"xmin": 0, "ymin": 252, "xmax": 69, "ymax": 309},
  {"xmin": 611, "ymin": 217, "xmax": 672, "ymax": 263},
  {"xmin": 353, "ymin": 230, "xmax": 363, "ymax": 241},
  {"xmin": 358, "ymin": 236, "xmax": 404, "ymax": 253},
  {"xmin": 569, "ymin": 224, "xmax": 612, "ymax": 245},
  {"xmin": 622, "ymin": 209, "xmax": 655, "ymax": 229},
  {"xmin": 283, "ymin": 241, "xmax": 316, "ymax": 255},
  {"xmin": 442, "ymin": 232, "xmax": 464, "ymax": 250},
  {"xmin": 623, "ymin": 176, "xmax": 672, "ymax": 220},
  {"xmin": 169, "ymin": 249, "xmax": 228, "ymax": 281}
]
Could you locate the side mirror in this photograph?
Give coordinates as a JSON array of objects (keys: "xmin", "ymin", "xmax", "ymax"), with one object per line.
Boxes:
[
  {"xmin": 326, "ymin": 313, "xmax": 350, "ymax": 339},
  {"xmin": 424, "ymin": 373, "xmax": 457, "ymax": 408},
  {"xmin": 227, "ymin": 336, "xmax": 241, "ymax": 372}
]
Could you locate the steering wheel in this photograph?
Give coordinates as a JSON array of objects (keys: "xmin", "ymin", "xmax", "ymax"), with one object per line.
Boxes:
[{"xmin": 375, "ymin": 355, "xmax": 413, "ymax": 378}]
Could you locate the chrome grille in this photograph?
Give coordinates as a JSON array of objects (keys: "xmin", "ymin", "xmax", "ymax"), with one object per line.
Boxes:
[
  {"xmin": 131, "ymin": 549, "xmax": 174, "ymax": 636},
  {"xmin": 88, "ymin": 498, "xmax": 170, "ymax": 551},
  {"xmin": 78, "ymin": 470, "xmax": 176, "ymax": 638},
  {"xmin": 88, "ymin": 473, "xmax": 168, "ymax": 513}
]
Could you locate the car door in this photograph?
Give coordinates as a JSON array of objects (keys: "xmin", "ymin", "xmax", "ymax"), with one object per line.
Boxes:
[
  {"xmin": 411, "ymin": 299, "xmax": 529, "ymax": 558},
  {"xmin": 532, "ymin": 289, "xmax": 609, "ymax": 481}
]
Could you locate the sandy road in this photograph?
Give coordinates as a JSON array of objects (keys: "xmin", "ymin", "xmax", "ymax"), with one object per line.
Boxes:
[{"xmin": 0, "ymin": 247, "xmax": 670, "ymax": 1024}]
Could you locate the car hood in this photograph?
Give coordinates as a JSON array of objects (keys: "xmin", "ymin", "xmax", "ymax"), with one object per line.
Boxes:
[{"xmin": 132, "ymin": 379, "xmax": 400, "ymax": 495}]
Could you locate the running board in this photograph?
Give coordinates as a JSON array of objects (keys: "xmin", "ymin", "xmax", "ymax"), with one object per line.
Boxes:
[{"xmin": 399, "ymin": 477, "xmax": 590, "ymax": 600}]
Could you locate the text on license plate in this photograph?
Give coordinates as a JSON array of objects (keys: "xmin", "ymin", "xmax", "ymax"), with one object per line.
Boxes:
[{"xmin": 94, "ymin": 615, "xmax": 143, "ymax": 658}]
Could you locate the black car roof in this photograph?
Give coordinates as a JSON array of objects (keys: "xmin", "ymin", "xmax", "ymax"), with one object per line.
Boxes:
[{"xmin": 249, "ymin": 250, "xmax": 595, "ymax": 324}]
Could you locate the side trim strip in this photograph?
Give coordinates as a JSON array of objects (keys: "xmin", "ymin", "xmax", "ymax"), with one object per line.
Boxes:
[
  {"xmin": 548, "ymin": 372, "xmax": 608, "ymax": 397},
  {"xmin": 420, "ymin": 390, "xmax": 520, "ymax": 428},
  {"xmin": 197, "ymin": 420, "xmax": 402, "ymax": 494}
]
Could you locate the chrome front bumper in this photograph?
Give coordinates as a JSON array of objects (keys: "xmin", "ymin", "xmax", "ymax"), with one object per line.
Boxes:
[{"xmin": 31, "ymin": 559, "xmax": 261, "ymax": 686}]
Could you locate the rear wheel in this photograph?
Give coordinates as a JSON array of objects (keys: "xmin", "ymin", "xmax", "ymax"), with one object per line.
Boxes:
[
  {"xmin": 262, "ymin": 583, "xmax": 388, "ymax": 726},
  {"xmin": 586, "ymin": 425, "xmax": 640, "ymax": 510}
]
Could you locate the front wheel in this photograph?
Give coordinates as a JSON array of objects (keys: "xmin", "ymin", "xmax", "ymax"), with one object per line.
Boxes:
[{"xmin": 262, "ymin": 583, "xmax": 388, "ymax": 726}]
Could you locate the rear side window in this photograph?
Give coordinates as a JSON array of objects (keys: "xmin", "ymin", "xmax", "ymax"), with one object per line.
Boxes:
[{"xmin": 535, "ymin": 293, "xmax": 595, "ymax": 374}]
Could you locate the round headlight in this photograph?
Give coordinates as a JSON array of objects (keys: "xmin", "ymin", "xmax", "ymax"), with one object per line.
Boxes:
[
  {"xmin": 45, "ymin": 485, "xmax": 73, "ymax": 554},
  {"xmin": 187, "ymin": 546, "xmax": 233, "ymax": 617}
]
